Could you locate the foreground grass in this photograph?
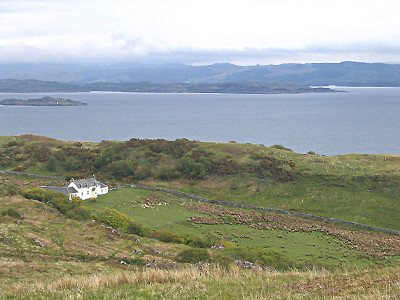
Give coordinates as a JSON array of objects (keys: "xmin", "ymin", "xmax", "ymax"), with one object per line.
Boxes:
[{"xmin": 3, "ymin": 265, "xmax": 400, "ymax": 299}]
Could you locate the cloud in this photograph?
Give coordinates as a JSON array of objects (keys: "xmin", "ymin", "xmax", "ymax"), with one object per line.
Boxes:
[{"xmin": 1, "ymin": 0, "xmax": 400, "ymax": 64}]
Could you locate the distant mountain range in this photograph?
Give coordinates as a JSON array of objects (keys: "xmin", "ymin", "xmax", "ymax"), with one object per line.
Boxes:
[{"xmin": 1, "ymin": 61, "xmax": 400, "ymax": 86}]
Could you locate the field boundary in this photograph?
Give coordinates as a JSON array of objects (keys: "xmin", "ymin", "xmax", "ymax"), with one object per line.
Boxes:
[{"xmin": 1, "ymin": 169, "xmax": 399, "ymax": 236}]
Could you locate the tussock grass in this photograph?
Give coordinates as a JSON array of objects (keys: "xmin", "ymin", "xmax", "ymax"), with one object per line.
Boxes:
[{"xmin": 5, "ymin": 266, "xmax": 400, "ymax": 299}]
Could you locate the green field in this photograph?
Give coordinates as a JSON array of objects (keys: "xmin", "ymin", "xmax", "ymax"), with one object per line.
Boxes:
[{"xmin": 86, "ymin": 188, "xmax": 400, "ymax": 269}]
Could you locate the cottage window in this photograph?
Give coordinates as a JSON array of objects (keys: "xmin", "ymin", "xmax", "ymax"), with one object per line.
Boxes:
[{"xmin": 87, "ymin": 191, "xmax": 89, "ymax": 195}]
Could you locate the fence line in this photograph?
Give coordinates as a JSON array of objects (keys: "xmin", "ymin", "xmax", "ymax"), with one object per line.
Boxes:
[
  {"xmin": 2, "ymin": 169, "xmax": 399, "ymax": 236},
  {"xmin": 0, "ymin": 170, "xmax": 63, "ymax": 180}
]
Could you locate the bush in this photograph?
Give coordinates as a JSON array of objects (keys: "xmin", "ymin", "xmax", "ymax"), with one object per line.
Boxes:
[
  {"xmin": 177, "ymin": 157, "xmax": 206, "ymax": 179},
  {"xmin": 157, "ymin": 166, "xmax": 178, "ymax": 181},
  {"xmin": 93, "ymin": 207, "xmax": 134, "ymax": 229},
  {"xmin": 126, "ymin": 221, "xmax": 152, "ymax": 237},
  {"xmin": 153, "ymin": 230, "xmax": 184, "ymax": 244},
  {"xmin": 64, "ymin": 156, "xmax": 80, "ymax": 171},
  {"xmin": 182, "ymin": 234, "xmax": 211, "ymax": 248},
  {"xmin": 108, "ymin": 160, "xmax": 136, "ymax": 179},
  {"xmin": 21, "ymin": 188, "xmax": 81, "ymax": 214},
  {"xmin": 46, "ymin": 155, "xmax": 57, "ymax": 171},
  {"xmin": 271, "ymin": 145, "xmax": 293, "ymax": 152},
  {"xmin": 66, "ymin": 206, "xmax": 91, "ymax": 221},
  {"xmin": 134, "ymin": 166, "xmax": 152, "ymax": 180},
  {"xmin": 225, "ymin": 248, "xmax": 293, "ymax": 270},
  {"xmin": 176, "ymin": 248, "xmax": 210, "ymax": 263},
  {"xmin": 1, "ymin": 208, "xmax": 22, "ymax": 218}
]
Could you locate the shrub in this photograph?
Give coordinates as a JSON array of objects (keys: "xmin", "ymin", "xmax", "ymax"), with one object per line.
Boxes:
[
  {"xmin": 134, "ymin": 166, "xmax": 152, "ymax": 180},
  {"xmin": 271, "ymin": 145, "xmax": 293, "ymax": 152},
  {"xmin": 64, "ymin": 156, "xmax": 80, "ymax": 171},
  {"xmin": 176, "ymin": 248, "xmax": 210, "ymax": 263},
  {"xmin": 66, "ymin": 206, "xmax": 91, "ymax": 221},
  {"xmin": 21, "ymin": 188, "xmax": 81, "ymax": 214},
  {"xmin": 126, "ymin": 222, "xmax": 152, "ymax": 237},
  {"xmin": 157, "ymin": 166, "xmax": 178, "ymax": 181},
  {"xmin": 153, "ymin": 230, "xmax": 184, "ymax": 244},
  {"xmin": 182, "ymin": 234, "xmax": 211, "ymax": 248},
  {"xmin": 177, "ymin": 157, "xmax": 206, "ymax": 179},
  {"xmin": 226, "ymin": 248, "xmax": 293, "ymax": 270},
  {"xmin": 108, "ymin": 160, "xmax": 136, "ymax": 179},
  {"xmin": 93, "ymin": 207, "xmax": 134, "ymax": 229},
  {"xmin": 46, "ymin": 155, "xmax": 57, "ymax": 171},
  {"xmin": 1, "ymin": 208, "xmax": 22, "ymax": 218}
]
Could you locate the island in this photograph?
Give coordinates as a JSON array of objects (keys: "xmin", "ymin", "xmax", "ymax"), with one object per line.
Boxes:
[
  {"xmin": 0, "ymin": 79, "xmax": 340, "ymax": 94},
  {"xmin": 0, "ymin": 96, "xmax": 87, "ymax": 106}
]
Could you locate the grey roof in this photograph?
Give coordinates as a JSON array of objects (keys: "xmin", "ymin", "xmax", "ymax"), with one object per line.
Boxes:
[
  {"xmin": 69, "ymin": 178, "xmax": 107, "ymax": 188},
  {"xmin": 38, "ymin": 186, "xmax": 79, "ymax": 194}
]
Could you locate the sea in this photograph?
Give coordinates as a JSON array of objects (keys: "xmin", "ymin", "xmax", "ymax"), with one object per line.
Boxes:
[{"xmin": 0, "ymin": 87, "xmax": 399, "ymax": 156}]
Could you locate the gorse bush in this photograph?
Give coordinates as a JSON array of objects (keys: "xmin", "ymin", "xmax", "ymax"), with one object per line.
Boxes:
[
  {"xmin": 22, "ymin": 188, "xmax": 82, "ymax": 214},
  {"xmin": 93, "ymin": 207, "xmax": 134, "ymax": 229},
  {"xmin": 153, "ymin": 230, "xmax": 184, "ymax": 244}
]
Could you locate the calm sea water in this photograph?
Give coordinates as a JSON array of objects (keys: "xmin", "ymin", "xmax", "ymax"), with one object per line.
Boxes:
[{"xmin": 0, "ymin": 87, "xmax": 399, "ymax": 155}]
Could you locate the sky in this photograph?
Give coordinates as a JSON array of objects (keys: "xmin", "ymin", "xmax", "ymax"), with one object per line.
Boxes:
[{"xmin": 1, "ymin": 0, "xmax": 400, "ymax": 65}]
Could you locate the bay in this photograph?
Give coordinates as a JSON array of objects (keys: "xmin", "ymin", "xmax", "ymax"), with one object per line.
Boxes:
[{"xmin": 0, "ymin": 87, "xmax": 399, "ymax": 155}]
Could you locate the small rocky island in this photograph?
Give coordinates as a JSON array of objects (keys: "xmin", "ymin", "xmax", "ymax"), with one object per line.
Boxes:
[{"xmin": 0, "ymin": 96, "xmax": 87, "ymax": 106}]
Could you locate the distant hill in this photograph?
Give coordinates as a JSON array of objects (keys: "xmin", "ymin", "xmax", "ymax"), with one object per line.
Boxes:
[
  {"xmin": 1, "ymin": 61, "xmax": 400, "ymax": 86},
  {"xmin": 0, "ymin": 80, "xmax": 336, "ymax": 94}
]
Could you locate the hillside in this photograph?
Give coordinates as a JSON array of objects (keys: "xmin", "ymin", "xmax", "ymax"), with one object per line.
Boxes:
[
  {"xmin": 0, "ymin": 135, "xmax": 399, "ymax": 298},
  {"xmin": 0, "ymin": 162, "xmax": 399, "ymax": 299},
  {"xmin": 1, "ymin": 61, "xmax": 400, "ymax": 86},
  {"xmin": 1, "ymin": 135, "xmax": 399, "ymax": 230}
]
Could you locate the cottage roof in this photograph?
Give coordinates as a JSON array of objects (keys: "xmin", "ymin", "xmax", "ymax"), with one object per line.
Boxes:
[
  {"xmin": 38, "ymin": 186, "xmax": 78, "ymax": 194},
  {"xmin": 69, "ymin": 178, "xmax": 107, "ymax": 188}
]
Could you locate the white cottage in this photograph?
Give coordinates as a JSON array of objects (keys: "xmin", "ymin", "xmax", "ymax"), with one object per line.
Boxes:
[{"xmin": 39, "ymin": 177, "xmax": 108, "ymax": 200}]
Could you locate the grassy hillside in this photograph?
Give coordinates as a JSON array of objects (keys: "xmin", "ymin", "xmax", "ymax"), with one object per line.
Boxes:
[
  {"xmin": 0, "ymin": 176, "xmax": 398, "ymax": 299},
  {"xmin": 1, "ymin": 135, "xmax": 399, "ymax": 230},
  {"xmin": 0, "ymin": 158, "xmax": 399, "ymax": 298}
]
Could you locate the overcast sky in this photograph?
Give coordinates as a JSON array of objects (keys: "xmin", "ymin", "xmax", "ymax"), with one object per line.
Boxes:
[{"xmin": 1, "ymin": 0, "xmax": 400, "ymax": 65}]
